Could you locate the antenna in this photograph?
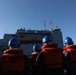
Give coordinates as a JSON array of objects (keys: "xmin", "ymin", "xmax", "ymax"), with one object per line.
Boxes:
[
  {"xmin": 44, "ymin": 20, "xmax": 46, "ymax": 30},
  {"xmin": 50, "ymin": 21, "xmax": 52, "ymax": 31}
]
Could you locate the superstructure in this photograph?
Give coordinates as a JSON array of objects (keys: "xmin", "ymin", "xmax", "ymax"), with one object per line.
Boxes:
[{"xmin": 0, "ymin": 27, "xmax": 63, "ymax": 56}]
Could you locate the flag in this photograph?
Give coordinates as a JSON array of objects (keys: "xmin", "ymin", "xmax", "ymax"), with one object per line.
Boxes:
[{"xmin": 50, "ymin": 21, "xmax": 52, "ymax": 25}]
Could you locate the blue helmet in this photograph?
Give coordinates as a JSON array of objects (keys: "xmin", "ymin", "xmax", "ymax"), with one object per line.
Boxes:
[
  {"xmin": 33, "ymin": 44, "xmax": 41, "ymax": 52},
  {"xmin": 42, "ymin": 36, "xmax": 52, "ymax": 43},
  {"xmin": 64, "ymin": 37, "xmax": 74, "ymax": 44},
  {"xmin": 8, "ymin": 38, "xmax": 20, "ymax": 47}
]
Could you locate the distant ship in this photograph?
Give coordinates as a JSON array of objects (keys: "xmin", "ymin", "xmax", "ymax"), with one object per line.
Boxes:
[{"xmin": 0, "ymin": 27, "xmax": 63, "ymax": 56}]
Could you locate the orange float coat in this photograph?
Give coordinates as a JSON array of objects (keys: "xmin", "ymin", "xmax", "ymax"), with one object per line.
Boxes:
[
  {"xmin": 42, "ymin": 43, "xmax": 63, "ymax": 69},
  {"xmin": 1, "ymin": 48, "xmax": 25, "ymax": 74},
  {"xmin": 64, "ymin": 45, "xmax": 76, "ymax": 67},
  {"xmin": 36, "ymin": 43, "xmax": 65, "ymax": 75},
  {"xmin": 30, "ymin": 51, "xmax": 40, "ymax": 68}
]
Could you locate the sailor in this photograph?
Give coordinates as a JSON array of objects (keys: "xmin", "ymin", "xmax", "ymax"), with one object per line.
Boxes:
[
  {"xmin": 63, "ymin": 36, "xmax": 76, "ymax": 75},
  {"xmin": 36, "ymin": 36, "xmax": 65, "ymax": 75},
  {"xmin": 30, "ymin": 44, "xmax": 41, "ymax": 75},
  {"xmin": 1, "ymin": 37, "xmax": 31, "ymax": 75},
  {"xmin": 63, "ymin": 36, "xmax": 74, "ymax": 54}
]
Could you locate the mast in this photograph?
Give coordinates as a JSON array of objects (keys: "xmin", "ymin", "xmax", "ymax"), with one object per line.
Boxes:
[
  {"xmin": 44, "ymin": 20, "xmax": 46, "ymax": 30},
  {"xmin": 50, "ymin": 21, "xmax": 52, "ymax": 31}
]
